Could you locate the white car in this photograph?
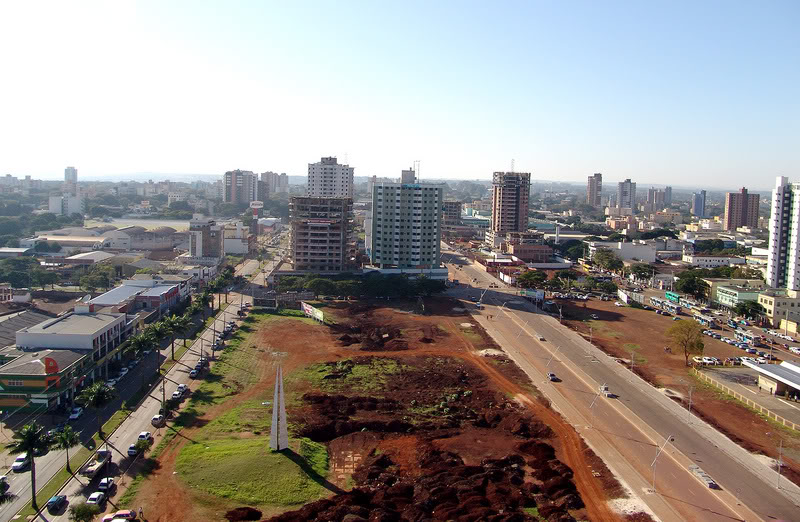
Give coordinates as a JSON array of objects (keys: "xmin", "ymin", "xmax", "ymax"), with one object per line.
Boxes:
[
  {"xmin": 790, "ymin": 347, "xmax": 800, "ymax": 354},
  {"xmin": 614, "ymin": 302, "xmax": 624, "ymax": 307},
  {"xmin": 701, "ymin": 356, "xmax": 716, "ymax": 365},
  {"xmin": 98, "ymin": 477, "xmax": 115, "ymax": 491},
  {"xmin": 171, "ymin": 391, "xmax": 183, "ymax": 400},
  {"xmin": 138, "ymin": 431, "xmax": 153, "ymax": 441},
  {"xmin": 68, "ymin": 407, "xmax": 84, "ymax": 421},
  {"xmin": 87, "ymin": 492, "xmax": 105, "ymax": 505},
  {"xmin": 757, "ymin": 357, "xmax": 768, "ymax": 364},
  {"xmin": 11, "ymin": 454, "xmax": 29, "ymax": 472}
]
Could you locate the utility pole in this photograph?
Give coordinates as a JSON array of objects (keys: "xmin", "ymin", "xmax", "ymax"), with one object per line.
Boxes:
[
  {"xmin": 777, "ymin": 439, "xmax": 783, "ymax": 489},
  {"xmin": 686, "ymin": 385, "xmax": 693, "ymax": 424},
  {"xmin": 588, "ymin": 387, "xmax": 603, "ymax": 429},
  {"xmin": 546, "ymin": 346, "xmax": 561, "ymax": 369},
  {"xmin": 651, "ymin": 435, "xmax": 673, "ymax": 493}
]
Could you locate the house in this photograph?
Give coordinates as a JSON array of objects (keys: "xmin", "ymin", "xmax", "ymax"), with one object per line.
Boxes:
[{"xmin": 682, "ymin": 254, "xmax": 746, "ymax": 268}]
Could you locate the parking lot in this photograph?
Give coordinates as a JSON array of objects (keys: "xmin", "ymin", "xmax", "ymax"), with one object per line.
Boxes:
[{"xmin": 701, "ymin": 366, "xmax": 800, "ymax": 426}]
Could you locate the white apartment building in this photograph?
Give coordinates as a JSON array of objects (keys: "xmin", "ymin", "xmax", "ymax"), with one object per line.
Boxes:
[
  {"xmin": 48, "ymin": 195, "xmax": 84, "ymax": 216},
  {"xmin": 587, "ymin": 240, "xmax": 657, "ymax": 262},
  {"xmin": 682, "ymin": 254, "xmax": 746, "ymax": 268},
  {"xmin": 307, "ymin": 157, "xmax": 354, "ymax": 198},
  {"xmin": 369, "ymin": 181, "xmax": 443, "ymax": 269},
  {"xmin": 766, "ymin": 176, "xmax": 800, "ymax": 289}
]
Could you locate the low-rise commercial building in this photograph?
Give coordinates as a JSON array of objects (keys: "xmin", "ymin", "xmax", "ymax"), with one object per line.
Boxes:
[
  {"xmin": 0, "ymin": 348, "xmax": 88, "ymax": 411},
  {"xmin": 587, "ymin": 240, "xmax": 657, "ymax": 263},
  {"xmin": 758, "ymin": 289, "xmax": 800, "ymax": 327},
  {"xmin": 682, "ymin": 254, "xmax": 746, "ymax": 268},
  {"xmin": 716, "ymin": 285, "xmax": 763, "ymax": 309},
  {"xmin": 702, "ymin": 278, "xmax": 766, "ymax": 304}
]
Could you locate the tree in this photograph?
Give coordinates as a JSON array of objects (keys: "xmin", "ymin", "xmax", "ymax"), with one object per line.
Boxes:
[
  {"xmin": 304, "ymin": 278, "xmax": 337, "ymax": 297},
  {"xmin": 68, "ymin": 502, "xmax": 100, "ymax": 522},
  {"xmin": 517, "ymin": 270, "xmax": 547, "ymax": 289},
  {"xmin": 52, "ymin": 425, "xmax": 81, "ymax": 475},
  {"xmin": 734, "ymin": 300, "xmax": 765, "ymax": 320},
  {"xmin": 78, "ymin": 382, "xmax": 115, "ymax": 439},
  {"xmin": 172, "ymin": 314, "xmax": 192, "ymax": 348},
  {"xmin": 6, "ymin": 422, "xmax": 50, "ymax": 511},
  {"xmin": 674, "ymin": 272, "xmax": 710, "ymax": 299},
  {"xmin": 666, "ymin": 320, "xmax": 705, "ymax": 366},
  {"xmin": 593, "ymin": 249, "xmax": 623, "ymax": 272},
  {"xmin": 597, "ymin": 281, "xmax": 618, "ymax": 294},
  {"xmin": 133, "ymin": 437, "xmax": 152, "ymax": 455},
  {"xmin": 160, "ymin": 316, "xmax": 178, "ymax": 361},
  {"xmin": 630, "ymin": 263, "xmax": 655, "ymax": 281},
  {"xmin": 414, "ymin": 275, "xmax": 446, "ymax": 296}
]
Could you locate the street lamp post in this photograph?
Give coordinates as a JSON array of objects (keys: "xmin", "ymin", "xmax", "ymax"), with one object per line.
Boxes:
[
  {"xmin": 651, "ymin": 435, "xmax": 673, "ymax": 493},
  {"xmin": 546, "ymin": 346, "xmax": 561, "ymax": 369}
]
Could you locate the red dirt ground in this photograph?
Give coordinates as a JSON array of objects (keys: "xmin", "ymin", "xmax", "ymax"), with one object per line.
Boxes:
[
  {"xmin": 560, "ymin": 297, "xmax": 800, "ymax": 487},
  {"xmin": 130, "ymin": 298, "xmax": 620, "ymax": 521}
]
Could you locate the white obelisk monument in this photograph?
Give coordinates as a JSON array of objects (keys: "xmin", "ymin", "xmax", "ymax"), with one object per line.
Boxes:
[{"xmin": 270, "ymin": 366, "xmax": 289, "ymax": 451}]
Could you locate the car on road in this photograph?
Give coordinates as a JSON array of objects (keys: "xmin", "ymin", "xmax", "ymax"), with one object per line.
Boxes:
[
  {"xmin": 98, "ymin": 477, "xmax": 115, "ymax": 491},
  {"xmin": 127, "ymin": 444, "xmax": 140, "ymax": 457},
  {"xmin": 47, "ymin": 422, "xmax": 67, "ymax": 438},
  {"xmin": 46, "ymin": 494, "xmax": 67, "ymax": 513},
  {"xmin": 189, "ymin": 369, "xmax": 199, "ymax": 378},
  {"xmin": 790, "ymin": 347, "xmax": 800, "ymax": 354},
  {"xmin": 68, "ymin": 407, "xmax": 84, "ymax": 421},
  {"xmin": 87, "ymin": 491, "xmax": 105, "ymax": 506},
  {"xmin": 11, "ymin": 454, "xmax": 29, "ymax": 472},
  {"xmin": 127, "ymin": 360, "xmax": 138, "ymax": 370},
  {"xmin": 757, "ymin": 357, "xmax": 768, "ymax": 364},
  {"xmin": 547, "ymin": 372, "xmax": 559, "ymax": 382},
  {"xmin": 151, "ymin": 414, "xmax": 165, "ymax": 427},
  {"xmin": 142, "ymin": 349, "xmax": 152, "ymax": 356},
  {"xmin": 177, "ymin": 383, "xmax": 188, "ymax": 393},
  {"xmin": 590, "ymin": 314, "xmax": 599, "ymax": 319},
  {"xmin": 171, "ymin": 390, "xmax": 183, "ymax": 400},
  {"xmin": 537, "ymin": 335, "xmax": 545, "ymax": 341},
  {"xmin": 118, "ymin": 367, "xmax": 129, "ymax": 378},
  {"xmin": 614, "ymin": 301, "xmax": 623, "ymax": 307},
  {"xmin": 138, "ymin": 431, "xmax": 153, "ymax": 442}
]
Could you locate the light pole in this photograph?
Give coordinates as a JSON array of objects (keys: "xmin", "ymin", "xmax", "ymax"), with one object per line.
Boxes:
[
  {"xmin": 546, "ymin": 346, "xmax": 561, "ymax": 369},
  {"xmin": 651, "ymin": 435, "xmax": 673, "ymax": 493},
  {"xmin": 588, "ymin": 387, "xmax": 603, "ymax": 429}
]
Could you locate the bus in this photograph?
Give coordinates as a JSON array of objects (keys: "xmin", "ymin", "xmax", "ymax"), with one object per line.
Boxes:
[
  {"xmin": 649, "ymin": 296, "xmax": 682, "ymax": 315},
  {"xmin": 680, "ymin": 297, "xmax": 699, "ymax": 310},
  {"xmin": 735, "ymin": 330, "xmax": 764, "ymax": 346},
  {"xmin": 665, "ymin": 291, "xmax": 681, "ymax": 303},
  {"xmin": 693, "ymin": 313, "xmax": 718, "ymax": 329}
]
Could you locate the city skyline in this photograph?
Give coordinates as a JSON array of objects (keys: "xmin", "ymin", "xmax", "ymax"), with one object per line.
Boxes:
[{"xmin": 1, "ymin": 1, "xmax": 797, "ymax": 187}]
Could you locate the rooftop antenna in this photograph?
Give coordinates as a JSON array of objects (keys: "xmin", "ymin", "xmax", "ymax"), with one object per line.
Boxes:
[
  {"xmin": 511, "ymin": 159, "xmax": 515, "ymax": 173},
  {"xmin": 415, "ymin": 160, "xmax": 420, "ymax": 180},
  {"xmin": 344, "ymin": 152, "xmax": 349, "ymax": 165}
]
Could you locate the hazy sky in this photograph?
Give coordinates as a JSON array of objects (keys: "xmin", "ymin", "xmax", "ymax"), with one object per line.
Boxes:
[{"xmin": 1, "ymin": 1, "xmax": 797, "ymax": 188}]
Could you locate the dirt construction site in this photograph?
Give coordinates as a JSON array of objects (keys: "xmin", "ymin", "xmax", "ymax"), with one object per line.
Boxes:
[
  {"xmin": 123, "ymin": 298, "xmax": 637, "ymax": 522},
  {"xmin": 559, "ymin": 297, "xmax": 800, "ymax": 488}
]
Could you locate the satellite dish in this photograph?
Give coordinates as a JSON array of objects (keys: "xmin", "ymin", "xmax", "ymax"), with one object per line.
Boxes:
[{"xmin": 83, "ymin": 294, "xmax": 92, "ymax": 302}]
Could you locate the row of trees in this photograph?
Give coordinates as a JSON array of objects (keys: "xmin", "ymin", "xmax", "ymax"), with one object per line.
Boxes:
[
  {"xmin": 278, "ymin": 272, "xmax": 447, "ymax": 299},
  {"xmin": 516, "ymin": 269, "xmax": 618, "ymax": 294}
]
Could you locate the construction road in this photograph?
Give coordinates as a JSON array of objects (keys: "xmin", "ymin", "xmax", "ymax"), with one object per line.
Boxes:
[{"xmin": 443, "ymin": 243, "xmax": 800, "ymax": 522}]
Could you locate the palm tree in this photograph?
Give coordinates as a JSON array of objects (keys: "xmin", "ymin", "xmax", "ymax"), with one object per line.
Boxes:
[
  {"xmin": 78, "ymin": 382, "xmax": 115, "ymax": 440},
  {"xmin": 128, "ymin": 333, "xmax": 151, "ymax": 358},
  {"xmin": 161, "ymin": 315, "xmax": 178, "ymax": 360},
  {"xmin": 52, "ymin": 425, "xmax": 81, "ymax": 475},
  {"xmin": 6, "ymin": 423, "xmax": 50, "ymax": 511},
  {"xmin": 173, "ymin": 314, "xmax": 192, "ymax": 349}
]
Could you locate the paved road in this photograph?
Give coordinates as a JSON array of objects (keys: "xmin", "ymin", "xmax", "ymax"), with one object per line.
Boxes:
[{"xmin": 442, "ymin": 243, "xmax": 800, "ymax": 521}]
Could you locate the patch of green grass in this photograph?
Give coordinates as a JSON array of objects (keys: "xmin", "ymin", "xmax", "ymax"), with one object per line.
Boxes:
[
  {"xmin": 587, "ymin": 320, "xmax": 622, "ymax": 338},
  {"xmin": 523, "ymin": 506, "xmax": 544, "ymax": 520},
  {"xmin": 175, "ymin": 437, "xmax": 329, "ymax": 506},
  {"xmin": 293, "ymin": 358, "xmax": 407, "ymax": 393}
]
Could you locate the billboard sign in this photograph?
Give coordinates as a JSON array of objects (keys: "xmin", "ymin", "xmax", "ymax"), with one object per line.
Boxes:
[{"xmin": 301, "ymin": 301, "xmax": 324, "ymax": 322}]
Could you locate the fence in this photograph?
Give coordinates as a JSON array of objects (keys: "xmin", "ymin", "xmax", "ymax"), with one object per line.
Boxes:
[{"xmin": 694, "ymin": 369, "xmax": 798, "ymax": 431}]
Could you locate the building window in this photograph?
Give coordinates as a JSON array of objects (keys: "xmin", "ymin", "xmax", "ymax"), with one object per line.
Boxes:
[{"xmin": 8, "ymin": 379, "xmax": 24, "ymax": 387}]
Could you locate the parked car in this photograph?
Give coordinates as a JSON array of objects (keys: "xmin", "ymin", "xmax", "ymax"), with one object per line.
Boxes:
[
  {"xmin": 47, "ymin": 422, "xmax": 67, "ymax": 438},
  {"xmin": 171, "ymin": 391, "xmax": 183, "ymax": 400},
  {"xmin": 151, "ymin": 414, "xmax": 165, "ymax": 427},
  {"xmin": 692, "ymin": 356, "xmax": 704, "ymax": 364},
  {"xmin": 757, "ymin": 357, "xmax": 768, "ymax": 364},
  {"xmin": 11, "ymin": 454, "xmax": 30, "ymax": 472},
  {"xmin": 127, "ymin": 360, "xmax": 138, "ymax": 370},
  {"xmin": 110, "ymin": 510, "xmax": 137, "ymax": 520},
  {"xmin": 614, "ymin": 302, "xmax": 624, "ymax": 307},
  {"xmin": 98, "ymin": 477, "xmax": 115, "ymax": 491},
  {"xmin": 46, "ymin": 494, "xmax": 67, "ymax": 513},
  {"xmin": 547, "ymin": 372, "xmax": 559, "ymax": 382},
  {"xmin": 138, "ymin": 431, "xmax": 153, "ymax": 441},
  {"xmin": 189, "ymin": 369, "xmax": 199, "ymax": 378},
  {"xmin": 177, "ymin": 384, "xmax": 188, "ymax": 393},
  {"xmin": 590, "ymin": 314, "xmax": 599, "ymax": 320},
  {"xmin": 68, "ymin": 407, "xmax": 84, "ymax": 421},
  {"xmin": 127, "ymin": 444, "xmax": 139, "ymax": 457},
  {"xmin": 117, "ymin": 367, "xmax": 129, "ymax": 378},
  {"xmin": 87, "ymin": 491, "xmax": 105, "ymax": 506}
]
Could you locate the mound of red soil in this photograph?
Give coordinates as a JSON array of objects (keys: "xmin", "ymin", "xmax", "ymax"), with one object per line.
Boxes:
[{"xmin": 266, "ymin": 448, "xmax": 579, "ymax": 522}]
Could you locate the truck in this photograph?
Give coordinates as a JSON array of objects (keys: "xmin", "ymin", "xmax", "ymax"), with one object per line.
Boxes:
[{"xmin": 79, "ymin": 449, "xmax": 110, "ymax": 478}]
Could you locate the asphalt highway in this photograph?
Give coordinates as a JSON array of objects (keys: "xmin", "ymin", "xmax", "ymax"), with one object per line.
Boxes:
[{"xmin": 443, "ymin": 244, "xmax": 800, "ymax": 521}]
